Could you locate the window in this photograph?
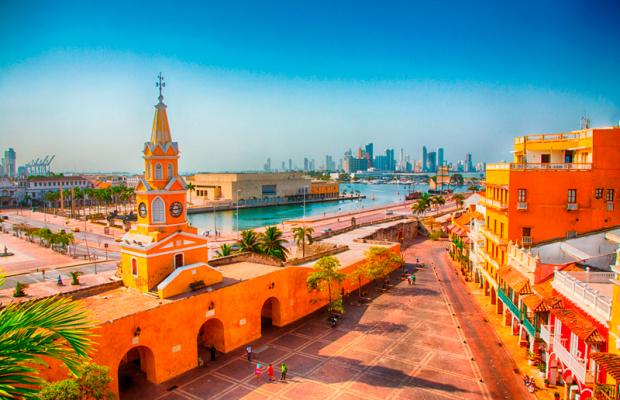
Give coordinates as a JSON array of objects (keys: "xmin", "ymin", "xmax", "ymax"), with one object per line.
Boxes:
[
  {"xmin": 568, "ymin": 189, "xmax": 577, "ymax": 204},
  {"xmin": 155, "ymin": 163, "xmax": 163, "ymax": 180},
  {"xmin": 167, "ymin": 163, "xmax": 174, "ymax": 179},
  {"xmin": 493, "ymin": 220, "xmax": 497, "ymax": 234},
  {"xmin": 606, "ymin": 189, "xmax": 615, "ymax": 202},
  {"xmin": 146, "ymin": 166, "xmax": 151, "ymax": 179},
  {"xmin": 595, "ymin": 188, "xmax": 603, "ymax": 199},
  {"xmin": 570, "ymin": 332, "xmax": 579, "ymax": 356},
  {"xmin": 517, "ymin": 189, "xmax": 526, "ymax": 203},
  {"xmin": 131, "ymin": 258, "xmax": 138, "ymax": 276},
  {"xmin": 152, "ymin": 197, "xmax": 165, "ymax": 223},
  {"xmin": 541, "ymin": 154, "xmax": 551, "ymax": 164},
  {"xmin": 554, "ymin": 318, "xmax": 562, "ymax": 337},
  {"xmin": 522, "ymin": 227, "xmax": 531, "ymax": 237},
  {"xmin": 500, "ymin": 223, "xmax": 504, "ymax": 238}
]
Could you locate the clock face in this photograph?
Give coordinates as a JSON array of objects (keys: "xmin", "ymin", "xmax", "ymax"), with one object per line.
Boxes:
[
  {"xmin": 170, "ymin": 201, "xmax": 183, "ymax": 218},
  {"xmin": 138, "ymin": 202, "xmax": 147, "ymax": 218}
]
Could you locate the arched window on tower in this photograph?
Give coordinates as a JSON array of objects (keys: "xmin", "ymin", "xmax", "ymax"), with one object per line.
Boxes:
[
  {"xmin": 167, "ymin": 163, "xmax": 174, "ymax": 179},
  {"xmin": 155, "ymin": 163, "xmax": 163, "ymax": 180},
  {"xmin": 146, "ymin": 166, "xmax": 151, "ymax": 179},
  {"xmin": 152, "ymin": 197, "xmax": 165, "ymax": 223}
]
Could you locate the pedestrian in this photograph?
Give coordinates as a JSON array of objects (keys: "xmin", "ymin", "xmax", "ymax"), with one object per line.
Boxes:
[
  {"xmin": 412, "ymin": 274, "xmax": 416, "ymax": 285},
  {"xmin": 210, "ymin": 345, "xmax": 216, "ymax": 361},
  {"xmin": 280, "ymin": 362, "xmax": 288, "ymax": 381},
  {"xmin": 255, "ymin": 362, "xmax": 262, "ymax": 381},
  {"xmin": 246, "ymin": 345, "xmax": 252, "ymax": 362},
  {"xmin": 267, "ymin": 363, "xmax": 275, "ymax": 381},
  {"xmin": 407, "ymin": 274, "xmax": 412, "ymax": 285}
]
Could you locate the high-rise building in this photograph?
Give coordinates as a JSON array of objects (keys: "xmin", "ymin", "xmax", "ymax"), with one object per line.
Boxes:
[
  {"xmin": 303, "ymin": 158, "xmax": 309, "ymax": 172},
  {"xmin": 422, "ymin": 146, "xmax": 428, "ymax": 172},
  {"xmin": 281, "ymin": 161, "xmax": 286, "ymax": 171},
  {"xmin": 1, "ymin": 148, "xmax": 16, "ymax": 178},
  {"xmin": 288, "ymin": 159, "xmax": 292, "ymax": 171},
  {"xmin": 399, "ymin": 148, "xmax": 405, "ymax": 171},
  {"xmin": 427, "ymin": 151, "xmax": 437, "ymax": 173},
  {"xmin": 437, "ymin": 147, "xmax": 444, "ymax": 167},
  {"xmin": 309, "ymin": 159, "xmax": 315, "ymax": 171},
  {"xmin": 465, "ymin": 153, "xmax": 473, "ymax": 172},
  {"xmin": 263, "ymin": 158, "xmax": 272, "ymax": 172},
  {"xmin": 325, "ymin": 155, "xmax": 335, "ymax": 171},
  {"xmin": 365, "ymin": 143, "xmax": 374, "ymax": 167}
]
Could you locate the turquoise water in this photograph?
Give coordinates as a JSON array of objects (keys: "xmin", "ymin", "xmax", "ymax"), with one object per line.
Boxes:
[{"xmin": 188, "ymin": 183, "xmax": 440, "ymax": 232}]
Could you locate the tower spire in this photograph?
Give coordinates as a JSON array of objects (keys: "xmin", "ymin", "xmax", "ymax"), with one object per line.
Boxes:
[{"xmin": 156, "ymin": 72, "xmax": 166, "ymax": 103}]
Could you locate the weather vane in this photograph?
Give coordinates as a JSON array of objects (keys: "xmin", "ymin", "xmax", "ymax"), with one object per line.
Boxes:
[{"xmin": 156, "ymin": 72, "xmax": 165, "ymax": 102}]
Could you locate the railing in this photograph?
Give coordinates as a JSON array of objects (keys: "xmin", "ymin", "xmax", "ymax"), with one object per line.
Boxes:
[
  {"xmin": 514, "ymin": 131, "xmax": 592, "ymax": 144},
  {"xmin": 498, "ymin": 289, "xmax": 521, "ymax": 319},
  {"xmin": 552, "ymin": 271, "xmax": 613, "ymax": 324},
  {"xmin": 479, "ymin": 248, "xmax": 501, "ymax": 270},
  {"xmin": 479, "ymin": 225, "xmax": 507, "ymax": 245},
  {"xmin": 481, "ymin": 197, "xmax": 508, "ymax": 210},
  {"xmin": 486, "ymin": 162, "xmax": 592, "ymax": 172},
  {"xmin": 517, "ymin": 202, "xmax": 528, "ymax": 210},
  {"xmin": 567, "ymin": 203, "xmax": 579, "ymax": 211},
  {"xmin": 540, "ymin": 324, "xmax": 552, "ymax": 344},
  {"xmin": 522, "ymin": 236, "xmax": 532, "ymax": 246},
  {"xmin": 523, "ymin": 317, "xmax": 536, "ymax": 337},
  {"xmin": 552, "ymin": 335, "xmax": 592, "ymax": 383},
  {"xmin": 607, "ymin": 202, "xmax": 614, "ymax": 212}
]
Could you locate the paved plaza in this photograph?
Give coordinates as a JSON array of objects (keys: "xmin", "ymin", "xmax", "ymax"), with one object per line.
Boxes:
[{"xmin": 124, "ymin": 242, "xmax": 492, "ymax": 400}]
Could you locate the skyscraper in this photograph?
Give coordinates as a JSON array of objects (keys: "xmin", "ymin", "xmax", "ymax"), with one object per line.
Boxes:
[
  {"xmin": 427, "ymin": 151, "xmax": 437, "ymax": 173},
  {"xmin": 465, "ymin": 153, "xmax": 473, "ymax": 172},
  {"xmin": 288, "ymin": 159, "xmax": 292, "ymax": 171},
  {"xmin": 264, "ymin": 157, "xmax": 271, "ymax": 172},
  {"xmin": 422, "ymin": 146, "xmax": 428, "ymax": 172},
  {"xmin": 325, "ymin": 155, "xmax": 335, "ymax": 171},
  {"xmin": 437, "ymin": 147, "xmax": 444, "ymax": 167},
  {"xmin": 303, "ymin": 157, "xmax": 309, "ymax": 172},
  {"xmin": 365, "ymin": 143, "xmax": 374, "ymax": 164},
  {"xmin": 1, "ymin": 148, "xmax": 16, "ymax": 178}
]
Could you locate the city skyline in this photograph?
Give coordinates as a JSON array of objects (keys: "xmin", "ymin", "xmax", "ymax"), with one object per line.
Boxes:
[{"xmin": 1, "ymin": 1, "xmax": 619, "ymax": 172}]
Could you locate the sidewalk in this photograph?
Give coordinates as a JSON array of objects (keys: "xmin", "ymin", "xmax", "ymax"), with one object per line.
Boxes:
[{"xmin": 447, "ymin": 258, "xmax": 558, "ymax": 400}]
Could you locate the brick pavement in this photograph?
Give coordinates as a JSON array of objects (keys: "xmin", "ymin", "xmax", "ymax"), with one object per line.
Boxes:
[{"xmin": 122, "ymin": 243, "xmax": 490, "ymax": 400}]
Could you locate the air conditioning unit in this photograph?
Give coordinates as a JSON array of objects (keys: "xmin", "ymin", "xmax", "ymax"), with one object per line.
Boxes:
[
  {"xmin": 522, "ymin": 236, "xmax": 532, "ymax": 246},
  {"xmin": 517, "ymin": 202, "xmax": 528, "ymax": 210},
  {"xmin": 607, "ymin": 202, "xmax": 614, "ymax": 211},
  {"xmin": 567, "ymin": 203, "xmax": 578, "ymax": 211}
]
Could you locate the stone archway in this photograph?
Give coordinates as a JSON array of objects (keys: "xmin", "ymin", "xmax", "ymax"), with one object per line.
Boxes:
[
  {"xmin": 118, "ymin": 345, "xmax": 156, "ymax": 398},
  {"xmin": 260, "ymin": 297, "xmax": 281, "ymax": 333},
  {"xmin": 197, "ymin": 318, "xmax": 225, "ymax": 365}
]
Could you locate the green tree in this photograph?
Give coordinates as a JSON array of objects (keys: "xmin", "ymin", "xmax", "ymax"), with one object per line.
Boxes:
[
  {"xmin": 307, "ymin": 256, "xmax": 347, "ymax": 314},
  {"xmin": 39, "ymin": 362, "xmax": 114, "ymax": 400},
  {"xmin": 431, "ymin": 195, "xmax": 445, "ymax": 209},
  {"xmin": 260, "ymin": 226, "xmax": 289, "ymax": 261},
  {"xmin": 411, "ymin": 192, "xmax": 431, "ymax": 218},
  {"xmin": 215, "ymin": 243, "xmax": 234, "ymax": 258},
  {"xmin": 365, "ymin": 247, "xmax": 404, "ymax": 288},
  {"xmin": 0, "ymin": 297, "xmax": 93, "ymax": 399},
  {"xmin": 449, "ymin": 173, "xmax": 464, "ymax": 186},
  {"xmin": 187, "ymin": 182, "xmax": 196, "ymax": 204},
  {"xmin": 453, "ymin": 193, "xmax": 465, "ymax": 209},
  {"xmin": 237, "ymin": 229, "xmax": 261, "ymax": 253},
  {"xmin": 349, "ymin": 262, "xmax": 371, "ymax": 298},
  {"xmin": 292, "ymin": 226, "xmax": 314, "ymax": 258}
]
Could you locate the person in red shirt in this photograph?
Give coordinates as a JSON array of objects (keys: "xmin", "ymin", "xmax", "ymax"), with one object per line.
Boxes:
[{"xmin": 267, "ymin": 363, "xmax": 275, "ymax": 381}]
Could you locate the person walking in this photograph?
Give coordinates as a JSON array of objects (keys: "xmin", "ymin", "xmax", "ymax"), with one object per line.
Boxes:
[
  {"xmin": 210, "ymin": 345, "xmax": 216, "ymax": 362},
  {"xmin": 267, "ymin": 363, "xmax": 275, "ymax": 382},
  {"xmin": 255, "ymin": 362, "xmax": 262, "ymax": 381},
  {"xmin": 280, "ymin": 362, "xmax": 288, "ymax": 381},
  {"xmin": 411, "ymin": 274, "xmax": 416, "ymax": 285},
  {"xmin": 246, "ymin": 345, "xmax": 252, "ymax": 362},
  {"xmin": 406, "ymin": 274, "xmax": 412, "ymax": 285}
]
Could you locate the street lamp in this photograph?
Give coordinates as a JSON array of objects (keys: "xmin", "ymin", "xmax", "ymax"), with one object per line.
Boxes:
[
  {"xmin": 303, "ymin": 187, "xmax": 307, "ymax": 219},
  {"xmin": 236, "ymin": 189, "xmax": 241, "ymax": 238}
]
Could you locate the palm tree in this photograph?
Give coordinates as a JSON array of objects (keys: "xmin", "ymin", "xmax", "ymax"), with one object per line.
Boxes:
[
  {"xmin": 431, "ymin": 195, "xmax": 445, "ymax": 210},
  {"xmin": 411, "ymin": 193, "xmax": 431, "ymax": 218},
  {"xmin": 260, "ymin": 226, "xmax": 289, "ymax": 261},
  {"xmin": 307, "ymin": 256, "xmax": 347, "ymax": 314},
  {"xmin": 453, "ymin": 193, "xmax": 465, "ymax": 209},
  {"xmin": 292, "ymin": 226, "xmax": 314, "ymax": 258},
  {"xmin": 187, "ymin": 182, "xmax": 196, "ymax": 204},
  {"xmin": 237, "ymin": 229, "xmax": 261, "ymax": 253},
  {"xmin": 0, "ymin": 296, "xmax": 93, "ymax": 399},
  {"xmin": 215, "ymin": 243, "xmax": 234, "ymax": 258}
]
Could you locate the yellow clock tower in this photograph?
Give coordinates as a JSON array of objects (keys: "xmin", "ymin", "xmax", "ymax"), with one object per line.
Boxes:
[{"xmin": 120, "ymin": 74, "xmax": 220, "ymax": 296}]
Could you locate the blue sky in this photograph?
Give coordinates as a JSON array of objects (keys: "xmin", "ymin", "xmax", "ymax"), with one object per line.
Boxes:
[{"xmin": 1, "ymin": 0, "xmax": 619, "ymax": 172}]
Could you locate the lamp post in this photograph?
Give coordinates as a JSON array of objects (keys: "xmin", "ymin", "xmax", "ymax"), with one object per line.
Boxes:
[
  {"xmin": 303, "ymin": 187, "xmax": 307, "ymax": 219},
  {"xmin": 236, "ymin": 189, "xmax": 241, "ymax": 238}
]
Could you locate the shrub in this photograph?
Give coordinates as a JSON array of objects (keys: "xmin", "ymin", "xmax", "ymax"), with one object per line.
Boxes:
[{"xmin": 13, "ymin": 282, "xmax": 27, "ymax": 297}]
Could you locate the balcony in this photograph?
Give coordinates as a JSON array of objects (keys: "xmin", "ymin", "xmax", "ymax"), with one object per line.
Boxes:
[
  {"xmin": 517, "ymin": 202, "xmax": 528, "ymax": 210},
  {"xmin": 567, "ymin": 203, "xmax": 579, "ymax": 211},
  {"xmin": 522, "ymin": 236, "xmax": 532, "ymax": 246},
  {"xmin": 607, "ymin": 202, "xmax": 614, "ymax": 212},
  {"xmin": 479, "ymin": 248, "xmax": 501, "ymax": 271},
  {"xmin": 552, "ymin": 271, "xmax": 613, "ymax": 325},
  {"xmin": 552, "ymin": 336, "xmax": 593, "ymax": 384},
  {"xmin": 481, "ymin": 197, "xmax": 508, "ymax": 211},
  {"xmin": 514, "ymin": 131, "xmax": 592, "ymax": 145},
  {"xmin": 540, "ymin": 324, "xmax": 553, "ymax": 345},
  {"xmin": 498, "ymin": 288, "xmax": 521, "ymax": 319},
  {"xmin": 480, "ymin": 225, "xmax": 507, "ymax": 246},
  {"xmin": 487, "ymin": 162, "xmax": 592, "ymax": 172}
]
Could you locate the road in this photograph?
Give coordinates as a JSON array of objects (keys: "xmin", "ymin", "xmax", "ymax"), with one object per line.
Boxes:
[{"xmin": 408, "ymin": 239, "xmax": 534, "ymax": 400}]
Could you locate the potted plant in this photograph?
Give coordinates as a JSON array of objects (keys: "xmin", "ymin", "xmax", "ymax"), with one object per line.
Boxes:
[
  {"xmin": 537, "ymin": 363, "xmax": 546, "ymax": 377},
  {"xmin": 544, "ymin": 378, "xmax": 550, "ymax": 388}
]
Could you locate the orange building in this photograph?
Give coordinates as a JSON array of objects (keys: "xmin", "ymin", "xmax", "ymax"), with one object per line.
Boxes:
[
  {"xmin": 39, "ymin": 80, "xmax": 406, "ymax": 398},
  {"xmin": 309, "ymin": 180, "xmax": 339, "ymax": 199}
]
